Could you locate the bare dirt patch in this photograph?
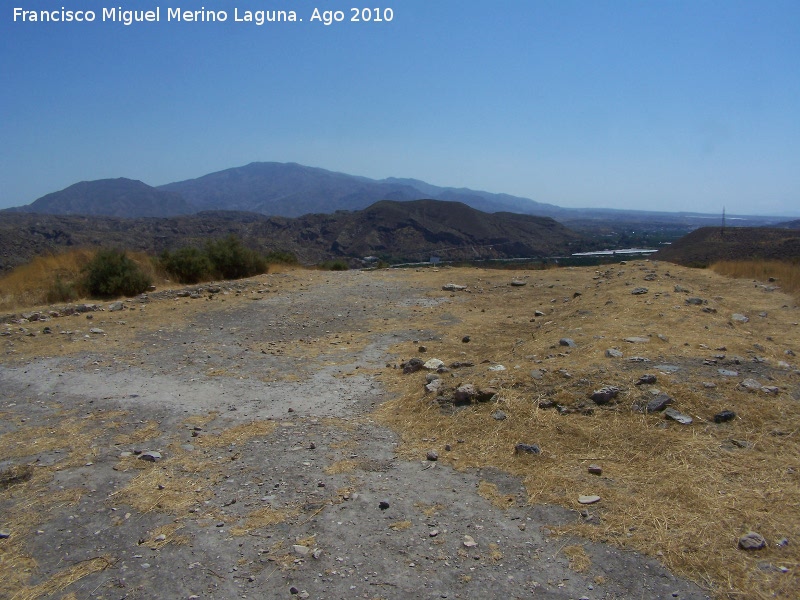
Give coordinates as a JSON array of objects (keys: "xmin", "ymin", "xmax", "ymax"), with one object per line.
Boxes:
[{"xmin": 2, "ymin": 264, "xmax": 798, "ymax": 599}]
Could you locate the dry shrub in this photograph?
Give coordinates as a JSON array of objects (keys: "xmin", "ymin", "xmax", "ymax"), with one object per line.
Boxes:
[{"xmin": 711, "ymin": 259, "xmax": 800, "ymax": 298}]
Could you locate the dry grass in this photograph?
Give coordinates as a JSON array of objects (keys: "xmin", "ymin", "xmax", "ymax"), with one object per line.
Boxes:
[
  {"xmin": 711, "ymin": 259, "xmax": 800, "ymax": 298},
  {"xmin": 375, "ymin": 262, "xmax": 800, "ymax": 599},
  {"xmin": 0, "ymin": 248, "xmax": 168, "ymax": 312},
  {"xmin": 562, "ymin": 544, "xmax": 591, "ymax": 572},
  {"xmin": 0, "ymin": 249, "xmax": 95, "ymax": 311},
  {"xmin": 230, "ymin": 506, "xmax": 301, "ymax": 537}
]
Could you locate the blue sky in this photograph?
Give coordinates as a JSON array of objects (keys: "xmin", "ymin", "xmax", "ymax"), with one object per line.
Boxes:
[{"xmin": 1, "ymin": 0, "xmax": 798, "ymax": 215}]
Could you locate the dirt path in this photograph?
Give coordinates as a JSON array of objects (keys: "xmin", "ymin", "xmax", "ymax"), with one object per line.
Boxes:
[{"xmin": 2, "ymin": 269, "xmax": 715, "ymax": 599}]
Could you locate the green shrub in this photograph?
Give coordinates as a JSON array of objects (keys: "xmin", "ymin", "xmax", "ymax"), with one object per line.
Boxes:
[
  {"xmin": 161, "ymin": 247, "xmax": 212, "ymax": 284},
  {"xmin": 83, "ymin": 249, "xmax": 151, "ymax": 299},
  {"xmin": 46, "ymin": 275, "xmax": 79, "ymax": 303},
  {"xmin": 319, "ymin": 259, "xmax": 349, "ymax": 271},
  {"xmin": 205, "ymin": 235, "xmax": 268, "ymax": 280},
  {"xmin": 264, "ymin": 250, "xmax": 298, "ymax": 265}
]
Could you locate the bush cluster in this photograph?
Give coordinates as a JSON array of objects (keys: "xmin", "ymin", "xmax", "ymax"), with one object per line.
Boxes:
[
  {"xmin": 82, "ymin": 249, "xmax": 152, "ymax": 298},
  {"xmin": 161, "ymin": 235, "xmax": 295, "ymax": 284}
]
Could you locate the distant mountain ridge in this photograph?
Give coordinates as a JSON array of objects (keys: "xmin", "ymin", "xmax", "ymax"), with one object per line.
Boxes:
[
  {"xmin": 0, "ymin": 199, "xmax": 584, "ymax": 272},
  {"xmin": 13, "ymin": 178, "xmax": 193, "ymax": 218},
  {"xmin": 8, "ymin": 162, "xmax": 563, "ymax": 220}
]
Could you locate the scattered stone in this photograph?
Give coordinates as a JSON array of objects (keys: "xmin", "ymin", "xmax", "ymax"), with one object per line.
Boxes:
[
  {"xmin": 402, "ymin": 358, "xmax": 424, "ymax": 374},
  {"xmin": 423, "ymin": 358, "xmax": 444, "ymax": 370},
  {"xmin": 462, "ymin": 335, "xmax": 471, "ymax": 343},
  {"xmin": 739, "ymin": 532, "xmax": 767, "ymax": 551},
  {"xmin": 718, "ymin": 369, "xmax": 739, "ymax": 377},
  {"xmin": 605, "ymin": 348, "xmax": 623, "ymax": 358},
  {"xmin": 636, "ymin": 374, "xmax": 657, "ymax": 385},
  {"xmin": 559, "ymin": 338, "xmax": 576, "ymax": 348},
  {"xmin": 588, "ymin": 465, "xmax": 603, "ymax": 475},
  {"xmin": 731, "ymin": 313, "xmax": 750, "ymax": 323},
  {"xmin": 442, "ymin": 283, "xmax": 466, "ymax": 291},
  {"xmin": 293, "ymin": 545, "xmax": 311, "ymax": 556},
  {"xmin": 138, "ymin": 451, "xmax": 162, "ymax": 462},
  {"xmin": 578, "ymin": 495, "xmax": 601, "ymax": 505},
  {"xmin": 530, "ymin": 369, "xmax": 545, "ymax": 379},
  {"xmin": 646, "ymin": 393, "xmax": 673, "ymax": 413},
  {"xmin": 674, "ymin": 285, "xmax": 690, "ymax": 293},
  {"xmin": 510, "ymin": 280, "xmax": 527, "ymax": 287},
  {"xmin": 685, "ymin": 297, "xmax": 705, "ymax": 305},
  {"xmin": 418, "ymin": 345, "xmax": 427, "ymax": 353},
  {"xmin": 426, "ymin": 450, "xmax": 438, "ymax": 461},
  {"xmin": 738, "ymin": 378, "xmax": 763, "ymax": 392},
  {"xmin": 624, "ymin": 336, "xmax": 650, "ymax": 343},
  {"xmin": 449, "ymin": 361, "xmax": 475, "ymax": 368},
  {"xmin": 492, "ymin": 411, "xmax": 507, "ymax": 421},
  {"xmin": 463, "ymin": 535, "xmax": 478, "ymax": 547},
  {"xmin": 89, "ymin": 328, "xmax": 105, "ymax": 335},
  {"xmin": 714, "ymin": 410, "xmax": 736, "ymax": 423},
  {"xmin": 476, "ymin": 387, "xmax": 498, "ymax": 402},
  {"xmin": 424, "ymin": 379, "xmax": 442, "ymax": 394},
  {"xmin": 378, "ymin": 500, "xmax": 390, "ymax": 510},
  {"xmin": 590, "ymin": 386, "xmax": 620, "ymax": 405},
  {"xmin": 108, "ymin": 302, "xmax": 124, "ymax": 312},
  {"xmin": 514, "ymin": 443, "xmax": 541, "ymax": 455},
  {"xmin": 702, "ymin": 307, "xmax": 717, "ymax": 314},
  {"xmin": 429, "ymin": 529, "xmax": 439, "ymax": 537},
  {"xmin": 487, "ymin": 364, "xmax": 506, "ymax": 371},
  {"xmin": 664, "ymin": 408, "xmax": 693, "ymax": 425},
  {"xmin": 762, "ymin": 385, "xmax": 780, "ymax": 395},
  {"xmin": 454, "ymin": 384, "xmax": 477, "ymax": 404},
  {"xmin": 702, "ymin": 382, "xmax": 717, "ymax": 388},
  {"xmin": 631, "ymin": 287, "xmax": 648, "ymax": 295},
  {"xmin": 0, "ymin": 530, "xmax": 10, "ymax": 539},
  {"xmin": 154, "ymin": 534, "xmax": 166, "ymax": 542},
  {"xmin": 534, "ymin": 310, "xmax": 545, "ymax": 317}
]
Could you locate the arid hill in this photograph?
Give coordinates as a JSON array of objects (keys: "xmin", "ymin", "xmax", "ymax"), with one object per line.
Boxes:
[
  {"xmin": 653, "ymin": 226, "xmax": 800, "ymax": 266},
  {"xmin": 0, "ymin": 199, "xmax": 585, "ymax": 271}
]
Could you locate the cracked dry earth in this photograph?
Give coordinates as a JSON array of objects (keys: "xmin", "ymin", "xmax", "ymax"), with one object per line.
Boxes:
[{"xmin": 3, "ymin": 265, "xmax": 786, "ymax": 600}]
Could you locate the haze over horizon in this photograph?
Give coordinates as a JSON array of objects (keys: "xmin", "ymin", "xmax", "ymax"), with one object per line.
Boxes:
[{"xmin": 2, "ymin": 1, "xmax": 798, "ymax": 217}]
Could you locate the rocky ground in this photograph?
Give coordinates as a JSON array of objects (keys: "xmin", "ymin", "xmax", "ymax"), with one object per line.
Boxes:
[{"xmin": 1, "ymin": 264, "xmax": 798, "ymax": 600}]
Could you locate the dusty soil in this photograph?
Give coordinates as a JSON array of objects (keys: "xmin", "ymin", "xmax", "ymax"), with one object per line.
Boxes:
[{"xmin": 1, "ymin": 264, "xmax": 797, "ymax": 599}]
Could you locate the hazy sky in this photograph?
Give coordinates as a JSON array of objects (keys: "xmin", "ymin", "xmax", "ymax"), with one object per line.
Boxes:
[{"xmin": 2, "ymin": 0, "xmax": 798, "ymax": 215}]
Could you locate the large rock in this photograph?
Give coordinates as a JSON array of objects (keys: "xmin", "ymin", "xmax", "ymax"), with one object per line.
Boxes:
[
  {"xmin": 646, "ymin": 393, "xmax": 673, "ymax": 413},
  {"xmin": 738, "ymin": 532, "xmax": 766, "ymax": 550},
  {"xmin": 454, "ymin": 384, "xmax": 477, "ymax": 404},
  {"xmin": 590, "ymin": 386, "xmax": 620, "ymax": 405}
]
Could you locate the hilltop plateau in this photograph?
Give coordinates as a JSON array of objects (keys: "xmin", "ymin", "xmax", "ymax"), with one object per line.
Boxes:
[{"xmin": 1, "ymin": 261, "xmax": 798, "ymax": 599}]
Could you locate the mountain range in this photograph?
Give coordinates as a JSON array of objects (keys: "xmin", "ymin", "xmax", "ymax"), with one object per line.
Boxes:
[
  {"xmin": 0, "ymin": 199, "xmax": 585, "ymax": 272},
  {"xmin": 9, "ymin": 162, "xmax": 563, "ymax": 220}
]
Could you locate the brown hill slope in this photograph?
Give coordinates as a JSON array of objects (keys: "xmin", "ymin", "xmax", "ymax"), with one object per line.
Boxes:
[
  {"xmin": 653, "ymin": 226, "xmax": 800, "ymax": 266},
  {"xmin": 0, "ymin": 200, "xmax": 585, "ymax": 271}
]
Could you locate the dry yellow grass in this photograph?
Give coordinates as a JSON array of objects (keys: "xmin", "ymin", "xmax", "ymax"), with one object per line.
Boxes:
[
  {"xmin": 0, "ymin": 249, "xmax": 95, "ymax": 311},
  {"xmin": 711, "ymin": 259, "xmax": 800, "ymax": 298},
  {"xmin": 375, "ymin": 262, "xmax": 800, "ymax": 599}
]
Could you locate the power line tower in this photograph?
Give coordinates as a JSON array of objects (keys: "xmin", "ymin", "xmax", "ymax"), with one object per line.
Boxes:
[{"xmin": 721, "ymin": 206, "xmax": 726, "ymax": 237}]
